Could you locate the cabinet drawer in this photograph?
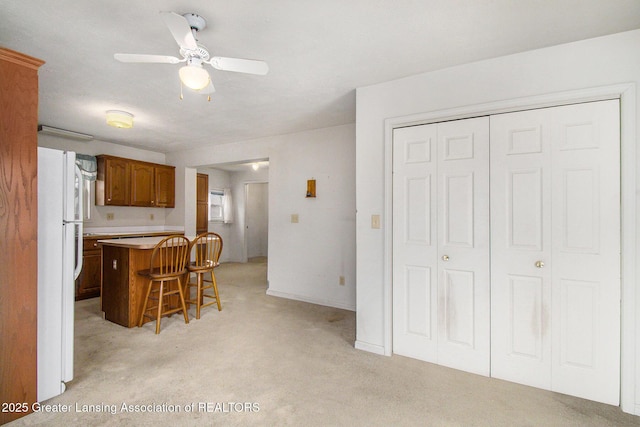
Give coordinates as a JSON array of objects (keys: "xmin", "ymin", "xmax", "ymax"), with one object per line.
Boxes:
[{"xmin": 84, "ymin": 238, "xmax": 101, "ymax": 252}]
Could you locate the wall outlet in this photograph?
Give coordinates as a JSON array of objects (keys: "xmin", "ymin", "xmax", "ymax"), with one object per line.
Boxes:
[
  {"xmin": 371, "ymin": 214, "xmax": 381, "ymax": 229},
  {"xmin": 150, "ymin": 213, "xmax": 154, "ymax": 220},
  {"xmin": 106, "ymin": 213, "xmax": 114, "ymax": 220},
  {"xmin": 339, "ymin": 276, "xmax": 345, "ymax": 286},
  {"xmin": 291, "ymin": 214, "xmax": 299, "ymax": 223}
]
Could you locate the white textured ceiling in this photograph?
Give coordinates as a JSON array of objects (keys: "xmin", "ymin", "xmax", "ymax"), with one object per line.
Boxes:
[{"xmin": 2, "ymin": 1, "xmax": 640, "ymax": 153}]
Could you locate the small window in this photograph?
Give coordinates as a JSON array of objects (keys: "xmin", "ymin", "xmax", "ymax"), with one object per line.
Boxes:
[{"xmin": 209, "ymin": 189, "xmax": 225, "ymax": 221}]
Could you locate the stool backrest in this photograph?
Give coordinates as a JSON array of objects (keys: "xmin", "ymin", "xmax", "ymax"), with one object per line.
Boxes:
[
  {"xmin": 190, "ymin": 232, "xmax": 223, "ymax": 268},
  {"xmin": 149, "ymin": 235, "xmax": 190, "ymax": 277}
]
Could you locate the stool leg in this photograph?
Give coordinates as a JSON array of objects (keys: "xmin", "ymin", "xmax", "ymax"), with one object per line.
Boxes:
[
  {"xmin": 139, "ymin": 279, "xmax": 153, "ymax": 327},
  {"xmin": 211, "ymin": 269, "xmax": 221, "ymax": 311},
  {"xmin": 155, "ymin": 281, "xmax": 164, "ymax": 334},
  {"xmin": 177, "ymin": 276, "xmax": 190, "ymax": 324},
  {"xmin": 196, "ymin": 272, "xmax": 203, "ymax": 319}
]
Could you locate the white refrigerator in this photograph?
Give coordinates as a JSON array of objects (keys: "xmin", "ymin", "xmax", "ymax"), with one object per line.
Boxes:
[{"xmin": 37, "ymin": 147, "xmax": 83, "ymax": 402}]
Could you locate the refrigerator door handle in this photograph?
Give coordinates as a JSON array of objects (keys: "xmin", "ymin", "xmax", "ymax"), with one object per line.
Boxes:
[
  {"xmin": 73, "ymin": 222, "xmax": 83, "ymax": 280},
  {"xmin": 73, "ymin": 165, "xmax": 84, "ymax": 280}
]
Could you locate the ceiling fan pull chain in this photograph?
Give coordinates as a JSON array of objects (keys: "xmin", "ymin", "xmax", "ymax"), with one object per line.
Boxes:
[{"xmin": 180, "ymin": 81, "xmax": 184, "ymax": 100}]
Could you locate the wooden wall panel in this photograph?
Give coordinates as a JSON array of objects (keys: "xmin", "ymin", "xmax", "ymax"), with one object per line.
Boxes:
[
  {"xmin": 196, "ymin": 173, "xmax": 208, "ymax": 234},
  {"xmin": 0, "ymin": 48, "xmax": 44, "ymax": 425}
]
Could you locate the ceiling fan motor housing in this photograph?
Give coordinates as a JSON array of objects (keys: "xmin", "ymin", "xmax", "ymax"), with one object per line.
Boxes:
[
  {"xmin": 180, "ymin": 45, "xmax": 210, "ymax": 61},
  {"xmin": 183, "ymin": 13, "xmax": 206, "ymax": 32}
]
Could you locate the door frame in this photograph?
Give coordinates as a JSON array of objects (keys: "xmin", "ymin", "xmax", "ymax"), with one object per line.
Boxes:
[{"xmin": 382, "ymin": 83, "xmax": 636, "ymax": 411}]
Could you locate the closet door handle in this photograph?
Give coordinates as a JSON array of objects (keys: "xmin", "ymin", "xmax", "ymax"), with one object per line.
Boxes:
[
  {"xmin": 535, "ymin": 260, "xmax": 545, "ymax": 268},
  {"xmin": 442, "ymin": 255, "xmax": 450, "ymax": 261}
]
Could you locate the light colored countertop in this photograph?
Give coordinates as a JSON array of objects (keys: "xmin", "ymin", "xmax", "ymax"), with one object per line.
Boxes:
[
  {"xmin": 99, "ymin": 235, "xmax": 196, "ymax": 249},
  {"xmin": 83, "ymin": 226, "xmax": 184, "ymax": 239},
  {"xmin": 84, "ymin": 230, "xmax": 181, "ymax": 239},
  {"xmin": 99, "ymin": 236, "xmax": 169, "ymax": 249}
]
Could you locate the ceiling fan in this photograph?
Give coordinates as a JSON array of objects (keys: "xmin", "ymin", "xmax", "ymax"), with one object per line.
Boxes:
[{"xmin": 114, "ymin": 12, "xmax": 269, "ymax": 97}]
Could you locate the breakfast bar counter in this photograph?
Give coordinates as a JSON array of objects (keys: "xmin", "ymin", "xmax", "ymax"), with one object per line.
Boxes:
[{"xmin": 100, "ymin": 235, "xmax": 187, "ymax": 327}]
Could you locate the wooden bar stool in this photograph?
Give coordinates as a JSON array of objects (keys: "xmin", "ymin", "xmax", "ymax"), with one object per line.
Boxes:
[
  {"xmin": 185, "ymin": 232, "xmax": 223, "ymax": 319},
  {"xmin": 138, "ymin": 235, "xmax": 190, "ymax": 334}
]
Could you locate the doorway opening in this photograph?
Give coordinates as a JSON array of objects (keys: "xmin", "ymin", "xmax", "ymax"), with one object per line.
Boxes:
[{"xmin": 244, "ymin": 182, "xmax": 269, "ymax": 264}]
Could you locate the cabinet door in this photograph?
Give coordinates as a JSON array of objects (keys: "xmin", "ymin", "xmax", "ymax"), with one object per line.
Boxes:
[
  {"xmin": 75, "ymin": 251, "xmax": 101, "ymax": 300},
  {"xmin": 130, "ymin": 162, "xmax": 155, "ymax": 207},
  {"xmin": 155, "ymin": 165, "xmax": 175, "ymax": 208},
  {"xmin": 104, "ymin": 157, "xmax": 130, "ymax": 205}
]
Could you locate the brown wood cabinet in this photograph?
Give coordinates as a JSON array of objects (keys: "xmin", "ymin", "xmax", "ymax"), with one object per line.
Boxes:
[
  {"xmin": 96, "ymin": 155, "xmax": 175, "ymax": 208},
  {"xmin": 0, "ymin": 48, "xmax": 43, "ymax": 424},
  {"xmin": 101, "ymin": 234, "xmax": 185, "ymax": 327},
  {"xmin": 96, "ymin": 155, "xmax": 130, "ymax": 206},
  {"xmin": 155, "ymin": 165, "xmax": 176, "ymax": 208},
  {"xmin": 130, "ymin": 161, "xmax": 155, "ymax": 206},
  {"xmin": 196, "ymin": 173, "xmax": 209, "ymax": 234},
  {"xmin": 75, "ymin": 237, "xmax": 102, "ymax": 300}
]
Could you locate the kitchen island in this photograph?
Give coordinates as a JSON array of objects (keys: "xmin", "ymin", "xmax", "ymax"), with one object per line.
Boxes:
[
  {"xmin": 100, "ymin": 235, "xmax": 188, "ymax": 327},
  {"xmin": 78, "ymin": 230, "xmax": 181, "ymax": 301}
]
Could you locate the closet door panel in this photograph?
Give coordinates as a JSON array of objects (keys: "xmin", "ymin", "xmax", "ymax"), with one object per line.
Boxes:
[
  {"xmin": 490, "ymin": 109, "xmax": 553, "ymax": 389},
  {"xmin": 437, "ymin": 117, "xmax": 490, "ymax": 376},
  {"xmin": 392, "ymin": 124, "xmax": 438, "ymax": 362},
  {"xmin": 549, "ymin": 100, "xmax": 620, "ymax": 405},
  {"xmin": 491, "ymin": 100, "xmax": 620, "ymax": 405}
]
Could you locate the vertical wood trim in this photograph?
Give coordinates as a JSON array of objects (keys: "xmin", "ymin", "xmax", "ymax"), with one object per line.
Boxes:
[
  {"xmin": 0, "ymin": 48, "xmax": 44, "ymax": 424},
  {"xmin": 196, "ymin": 173, "xmax": 209, "ymax": 234}
]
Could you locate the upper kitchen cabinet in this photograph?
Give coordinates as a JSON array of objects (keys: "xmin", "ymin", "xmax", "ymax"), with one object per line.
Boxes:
[
  {"xmin": 130, "ymin": 161, "xmax": 155, "ymax": 207},
  {"xmin": 96, "ymin": 155, "xmax": 130, "ymax": 206},
  {"xmin": 155, "ymin": 165, "xmax": 175, "ymax": 208},
  {"xmin": 96, "ymin": 155, "xmax": 175, "ymax": 208}
]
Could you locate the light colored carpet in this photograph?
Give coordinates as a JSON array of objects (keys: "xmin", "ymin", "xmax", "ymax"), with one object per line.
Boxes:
[{"xmin": 8, "ymin": 259, "xmax": 639, "ymax": 426}]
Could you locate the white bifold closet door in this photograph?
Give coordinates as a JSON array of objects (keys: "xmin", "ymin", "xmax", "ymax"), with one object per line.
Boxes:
[
  {"xmin": 392, "ymin": 117, "xmax": 490, "ymax": 376},
  {"xmin": 490, "ymin": 100, "xmax": 620, "ymax": 405}
]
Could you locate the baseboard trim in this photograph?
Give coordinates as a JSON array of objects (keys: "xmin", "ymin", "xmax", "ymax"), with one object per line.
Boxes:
[
  {"xmin": 354, "ymin": 340, "xmax": 387, "ymax": 356},
  {"xmin": 265, "ymin": 289, "xmax": 355, "ymax": 311}
]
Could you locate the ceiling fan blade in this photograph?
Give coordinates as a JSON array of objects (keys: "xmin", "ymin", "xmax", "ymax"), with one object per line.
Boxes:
[
  {"xmin": 114, "ymin": 53, "xmax": 181, "ymax": 64},
  {"xmin": 208, "ymin": 57, "xmax": 269, "ymax": 75},
  {"xmin": 160, "ymin": 11, "xmax": 198, "ymax": 51}
]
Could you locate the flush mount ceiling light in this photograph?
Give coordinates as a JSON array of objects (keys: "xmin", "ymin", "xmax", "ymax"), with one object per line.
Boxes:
[
  {"xmin": 251, "ymin": 163, "xmax": 260, "ymax": 171},
  {"xmin": 179, "ymin": 59, "xmax": 210, "ymax": 90},
  {"xmin": 106, "ymin": 110, "xmax": 134, "ymax": 129}
]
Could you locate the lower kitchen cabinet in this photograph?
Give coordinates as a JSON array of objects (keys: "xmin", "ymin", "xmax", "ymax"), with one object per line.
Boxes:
[{"xmin": 75, "ymin": 237, "xmax": 101, "ymax": 300}]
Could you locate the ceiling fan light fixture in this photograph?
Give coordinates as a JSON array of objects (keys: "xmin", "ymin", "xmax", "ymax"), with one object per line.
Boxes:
[
  {"xmin": 106, "ymin": 110, "xmax": 134, "ymax": 129},
  {"xmin": 179, "ymin": 63, "xmax": 210, "ymax": 90}
]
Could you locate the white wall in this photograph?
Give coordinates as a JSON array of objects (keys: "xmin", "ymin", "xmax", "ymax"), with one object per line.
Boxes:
[
  {"xmin": 166, "ymin": 123, "xmax": 356, "ymax": 311},
  {"xmin": 355, "ymin": 29, "xmax": 640, "ymax": 413},
  {"xmin": 38, "ymin": 134, "xmax": 170, "ymax": 228}
]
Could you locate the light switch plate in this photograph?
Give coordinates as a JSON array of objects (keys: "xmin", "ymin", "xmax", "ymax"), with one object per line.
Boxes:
[
  {"xmin": 291, "ymin": 214, "xmax": 299, "ymax": 223},
  {"xmin": 371, "ymin": 214, "xmax": 381, "ymax": 229}
]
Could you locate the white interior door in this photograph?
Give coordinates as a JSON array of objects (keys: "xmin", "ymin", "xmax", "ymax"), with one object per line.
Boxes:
[
  {"xmin": 393, "ymin": 117, "xmax": 490, "ymax": 375},
  {"xmin": 393, "ymin": 124, "xmax": 438, "ymax": 362},
  {"xmin": 490, "ymin": 100, "xmax": 620, "ymax": 405},
  {"xmin": 436, "ymin": 118, "xmax": 490, "ymax": 375}
]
